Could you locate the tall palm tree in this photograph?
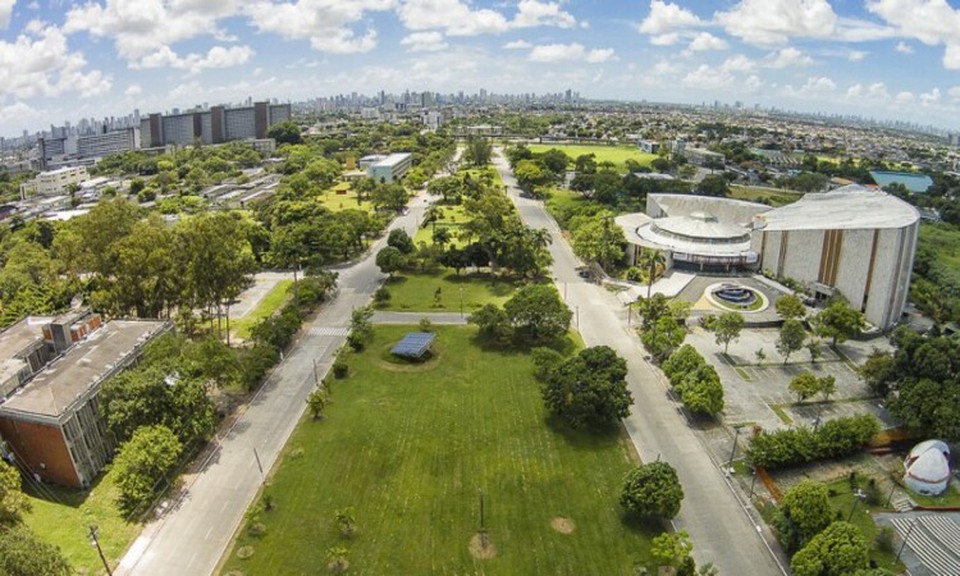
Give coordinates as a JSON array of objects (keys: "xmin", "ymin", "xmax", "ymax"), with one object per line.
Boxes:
[{"xmin": 640, "ymin": 249, "xmax": 666, "ymax": 299}]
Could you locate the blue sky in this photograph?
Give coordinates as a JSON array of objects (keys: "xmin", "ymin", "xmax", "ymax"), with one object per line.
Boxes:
[{"xmin": 1, "ymin": 0, "xmax": 960, "ymax": 137}]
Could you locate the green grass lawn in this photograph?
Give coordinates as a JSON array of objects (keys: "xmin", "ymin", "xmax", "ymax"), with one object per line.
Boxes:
[
  {"xmin": 728, "ymin": 186, "xmax": 802, "ymax": 207},
  {"xmin": 414, "ymin": 204, "xmax": 471, "ymax": 248},
  {"xmin": 23, "ymin": 467, "xmax": 140, "ymax": 574},
  {"xmin": 317, "ymin": 182, "xmax": 376, "ymax": 214},
  {"xmin": 527, "ymin": 144, "xmax": 658, "ymax": 172},
  {"xmin": 909, "ymin": 484, "xmax": 960, "ymax": 508},
  {"xmin": 219, "ymin": 325, "xmax": 658, "ymax": 575},
  {"xmin": 825, "ymin": 478, "xmax": 904, "ymax": 573},
  {"xmin": 919, "ymin": 224, "xmax": 960, "ymax": 286},
  {"xmin": 231, "ymin": 280, "xmax": 294, "ymax": 340},
  {"xmin": 380, "ymin": 272, "xmax": 519, "ymax": 312}
]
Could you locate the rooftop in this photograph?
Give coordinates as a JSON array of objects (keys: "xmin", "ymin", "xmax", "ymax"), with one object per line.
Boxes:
[
  {"xmin": 870, "ymin": 171, "xmax": 934, "ymax": 194},
  {"xmin": 0, "ymin": 320, "xmax": 167, "ymax": 419},
  {"xmin": 0, "ymin": 317, "xmax": 50, "ymax": 388},
  {"xmin": 757, "ymin": 185, "xmax": 920, "ymax": 231},
  {"xmin": 372, "ymin": 153, "xmax": 412, "ymax": 169}
]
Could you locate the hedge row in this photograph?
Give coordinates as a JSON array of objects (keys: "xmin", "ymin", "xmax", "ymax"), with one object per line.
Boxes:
[{"xmin": 747, "ymin": 414, "xmax": 880, "ymax": 469}]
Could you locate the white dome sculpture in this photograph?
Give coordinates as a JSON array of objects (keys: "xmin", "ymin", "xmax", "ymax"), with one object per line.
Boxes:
[{"xmin": 903, "ymin": 440, "xmax": 951, "ymax": 496}]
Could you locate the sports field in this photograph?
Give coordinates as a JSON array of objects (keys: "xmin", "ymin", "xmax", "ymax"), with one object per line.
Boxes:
[{"xmin": 527, "ymin": 144, "xmax": 658, "ymax": 172}]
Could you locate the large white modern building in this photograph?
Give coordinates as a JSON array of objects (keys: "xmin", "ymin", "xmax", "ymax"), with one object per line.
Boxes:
[
  {"xmin": 366, "ymin": 153, "xmax": 412, "ymax": 183},
  {"xmin": 617, "ymin": 185, "xmax": 920, "ymax": 330}
]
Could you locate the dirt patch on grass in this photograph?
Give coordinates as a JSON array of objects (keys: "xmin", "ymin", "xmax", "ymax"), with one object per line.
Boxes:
[
  {"xmin": 550, "ymin": 517, "xmax": 575, "ymax": 534},
  {"xmin": 469, "ymin": 532, "xmax": 496, "ymax": 559}
]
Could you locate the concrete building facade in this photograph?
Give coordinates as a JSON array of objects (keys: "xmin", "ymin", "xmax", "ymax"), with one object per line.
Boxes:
[
  {"xmin": 366, "ymin": 153, "xmax": 413, "ymax": 183},
  {"xmin": 139, "ymin": 102, "xmax": 292, "ymax": 148},
  {"xmin": 617, "ymin": 186, "xmax": 919, "ymax": 330},
  {"xmin": 77, "ymin": 127, "xmax": 140, "ymax": 158},
  {"xmin": 0, "ymin": 312, "xmax": 170, "ymax": 487},
  {"xmin": 19, "ymin": 166, "xmax": 90, "ymax": 197}
]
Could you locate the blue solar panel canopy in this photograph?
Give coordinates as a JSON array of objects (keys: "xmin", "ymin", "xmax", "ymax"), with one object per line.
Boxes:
[{"xmin": 390, "ymin": 332, "xmax": 436, "ymax": 358}]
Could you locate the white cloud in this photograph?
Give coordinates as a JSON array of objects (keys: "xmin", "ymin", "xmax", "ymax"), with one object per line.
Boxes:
[
  {"xmin": 716, "ymin": 0, "xmax": 837, "ymax": 45},
  {"xmin": 764, "ymin": 47, "xmax": 813, "ymax": 68},
  {"xmin": 0, "ymin": 102, "xmax": 39, "ymax": 126},
  {"xmin": 847, "ymin": 81, "xmax": 890, "ymax": 100},
  {"xmin": 867, "ymin": 0, "xmax": 960, "ymax": 69},
  {"xmin": 782, "ymin": 75, "xmax": 837, "ymax": 99},
  {"xmin": 920, "ymin": 87, "xmax": 942, "ymax": 105},
  {"xmin": 653, "ymin": 60, "xmax": 680, "ymax": 75},
  {"xmin": 134, "ymin": 45, "xmax": 254, "ymax": 75},
  {"xmin": 244, "ymin": 0, "xmax": 391, "ymax": 53},
  {"xmin": 398, "ymin": 0, "xmax": 575, "ymax": 36},
  {"xmin": 503, "ymin": 39, "xmax": 533, "ymax": 50},
  {"xmin": 848, "ymin": 50, "xmax": 868, "ymax": 62},
  {"xmin": 0, "ymin": 0, "xmax": 14, "ymax": 29},
  {"xmin": 949, "ymin": 86, "xmax": 960, "ymax": 99},
  {"xmin": 895, "ymin": 91, "xmax": 915, "ymax": 104},
  {"xmin": 638, "ymin": 1, "xmax": 703, "ymax": 35},
  {"xmin": 682, "ymin": 64, "xmax": 735, "ymax": 90},
  {"xmin": 650, "ymin": 33, "xmax": 681, "ymax": 46},
  {"xmin": 124, "ymin": 84, "xmax": 142, "ymax": 97},
  {"xmin": 528, "ymin": 42, "xmax": 615, "ymax": 63},
  {"xmin": 512, "ymin": 0, "xmax": 576, "ymax": 29},
  {"xmin": 0, "ymin": 25, "xmax": 112, "ymax": 100},
  {"xmin": 895, "ymin": 41, "xmax": 914, "ymax": 53},
  {"xmin": 687, "ymin": 32, "xmax": 728, "ymax": 52},
  {"xmin": 401, "ymin": 31, "xmax": 448, "ymax": 52},
  {"xmin": 721, "ymin": 54, "xmax": 756, "ymax": 73}
]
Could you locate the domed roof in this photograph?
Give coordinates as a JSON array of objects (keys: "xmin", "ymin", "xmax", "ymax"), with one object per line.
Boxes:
[
  {"xmin": 904, "ymin": 440, "xmax": 951, "ymax": 495},
  {"xmin": 651, "ymin": 215, "xmax": 750, "ymax": 242}
]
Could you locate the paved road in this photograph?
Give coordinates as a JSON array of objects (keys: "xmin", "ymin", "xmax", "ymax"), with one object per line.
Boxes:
[
  {"xmin": 371, "ymin": 311, "xmax": 468, "ymax": 325},
  {"xmin": 492, "ymin": 151, "xmax": 787, "ymax": 576},
  {"xmin": 118, "ymin": 194, "xmax": 435, "ymax": 576}
]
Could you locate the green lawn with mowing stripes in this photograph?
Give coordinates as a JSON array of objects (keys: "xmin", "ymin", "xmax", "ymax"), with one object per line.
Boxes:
[{"xmin": 220, "ymin": 325, "xmax": 659, "ymax": 575}]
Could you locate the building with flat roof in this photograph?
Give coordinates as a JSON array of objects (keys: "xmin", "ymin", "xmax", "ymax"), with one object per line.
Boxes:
[
  {"xmin": 77, "ymin": 127, "xmax": 140, "ymax": 159},
  {"xmin": 19, "ymin": 166, "xmax": 90, "ymax": 198},
  {"xmin": 366, "ymin": 152, "xmax": 413, "ymax": 183},
  {"xmin": 617, "ymin": 185, "xmax": 919, "ymax": 329},
  {"xmin": 0, "ymin": 314, "xmax": 169, "ymax": 487},
  {"xmin": 140, "ymin": 101, "xmax": 291, "ymax": 148},
  {"xmin": 683, "ymin": 147, "xmax": 725, "ymax": 167}
]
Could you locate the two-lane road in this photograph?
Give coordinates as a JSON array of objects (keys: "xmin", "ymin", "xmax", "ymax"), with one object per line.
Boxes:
[{"xmin": 493, "ymin": 151, "xmax": 786, "ymax": 576}]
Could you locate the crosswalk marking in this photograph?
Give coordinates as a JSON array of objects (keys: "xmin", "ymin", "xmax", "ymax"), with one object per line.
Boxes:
[{"xmin": 308, "ymin": 326, "xmax": 350, "ymax": 337}]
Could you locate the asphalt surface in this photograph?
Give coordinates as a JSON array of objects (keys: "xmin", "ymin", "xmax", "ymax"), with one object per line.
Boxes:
[
  {"xmin": 118, "ymin": 193, "xmax": 434, "ymax": 576},
  {"xmin": 492, "ymin": 150, "xmax": 787, "ymax": 576}
]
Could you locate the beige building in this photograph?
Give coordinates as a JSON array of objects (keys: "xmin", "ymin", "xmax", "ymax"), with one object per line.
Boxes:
[{"xmin": 19, "ymin": 166, "xmax": 90, "ymax": 197}]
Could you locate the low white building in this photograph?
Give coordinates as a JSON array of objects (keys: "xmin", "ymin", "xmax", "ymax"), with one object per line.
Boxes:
[
  {"xmin": 19, "ymin": 166, "xmax": 90, "ymax": 198},
  {"xmin": 903, "ymin": 440, "xmax": 951, "ymax": 496},
  {"xmin": 366, "ymin": 153, "xmax": 413, "ymax": 184}
]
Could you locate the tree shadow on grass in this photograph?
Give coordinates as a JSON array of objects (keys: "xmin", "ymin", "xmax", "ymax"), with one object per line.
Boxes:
[
  {"xmin": 384, "ymin": 276, "xmax": 408, "ymax": 286},
  {"xmin": 619, "ymin": 512, "xmax": 668, "ymax": 538},
  {"xmin": 543, "ymin": 414, "xmax": 623, "ymax": 452}
]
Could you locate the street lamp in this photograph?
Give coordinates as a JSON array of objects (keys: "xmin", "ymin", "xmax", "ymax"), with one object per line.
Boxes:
[
  {"xmin": 895, "ymin": 519, "xmax": 919, "ymax": 563},
  {"xmin": 727, "ymin": 426, "xmax": 742, "ymax": 468},
  {"xmin": 848, "ymin": 489, "xmax": 867, "ymax": 522},
  {"xmin": 88, "ymin": 525, "xmax": 113, "ymax": 576}
]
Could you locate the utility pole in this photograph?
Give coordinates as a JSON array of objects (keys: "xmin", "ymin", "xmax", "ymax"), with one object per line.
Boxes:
[
  {"xmin": 253, "ymin": 447, "xmax": 264, "ymax": 482},
  {"xmin": 727, "ymin": 426, "xmax": 741, "ymax": 468},
  {"xmin": 88, "ymin": 525, "xmax": 113, "ymax": 576},
  {"xmin": 896, "ymin": 520, "xmax": 918, "ymax": 563},
  {"xmin": 313, "ymin": 359, "xmax": 319, "ymax": 385}
]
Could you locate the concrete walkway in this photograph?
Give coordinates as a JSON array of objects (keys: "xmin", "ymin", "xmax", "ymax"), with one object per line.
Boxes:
[
  {"xmin": 371, "ymin": 311, "xmax": 468, "ymax": 325},
  {"xmin": 493, "ymin": 150, "xmax": 788, "ymax": 576}
]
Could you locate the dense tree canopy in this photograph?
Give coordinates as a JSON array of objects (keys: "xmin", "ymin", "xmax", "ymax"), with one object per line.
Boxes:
[
  {"xmin": 0, "ymin": 525, "xmax": 72, "ymax": 576},
  {"xmin": 503, "ymin": 284, "xmax": 571, "ymax": 342},
  {"xmin": 0, "ymin": 460, "xmax": 29, "ymax": 527},
  {"xmin": 620, "ymin": 461, "xmax": 684, "ymax": 520},
  {"xmin": 773, "ymin": 480, "xmax": 834, "ymax": 554},
  {"xmin": 113, "ymin": 425, "xmax": 183, "ymax": 514},
  {"xmin": 790, "ymin": 521, "xmax": 871, "ymax": 576},
  {"xmin": 540, "ymin": 346, "xmax": 632, "ymax": 428}
]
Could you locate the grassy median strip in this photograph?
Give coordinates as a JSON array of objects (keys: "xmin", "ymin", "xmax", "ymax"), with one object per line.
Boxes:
[
  {"xmin": 220, "ymin": 325, "xmax": 658, "ymax": 575},
  {"xmin": 231, "ymin": 280, "xmax": 294, "ymax": 340}
]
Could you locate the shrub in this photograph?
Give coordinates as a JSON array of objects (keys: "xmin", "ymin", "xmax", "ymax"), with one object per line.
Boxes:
[
  {"xmin": 418, "ymin": 317, "xmax": 434, "ymax": 332},
  {"xmin": 239, "ymin": 344, "xmax": 280, "ymax": 391},
  {"xmin": 747, "ymin": 415, "xmax": 881, "ymax": 469},
  {"xmin": 373, "ymin": 286, "xmax": 391, "ymax": 307},
  {"xmin": 619, "ymin": 461, "xmax": 684, "ymax": 520},
  {"xmin": 531, "ymin": 346, "xmax": 564, "ymax": 382},
  {"xmin": 347, "ymin": 331, "xmax": 366, "ymax": 352},
  {"xmin": 332, "ymin": 361, "xmax": 349, "ymax": 379}
]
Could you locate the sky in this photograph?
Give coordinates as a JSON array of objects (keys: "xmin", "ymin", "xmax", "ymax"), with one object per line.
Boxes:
[{"xmin": 2, "ymin": 0, "xmax": 960, "ymax": 137}]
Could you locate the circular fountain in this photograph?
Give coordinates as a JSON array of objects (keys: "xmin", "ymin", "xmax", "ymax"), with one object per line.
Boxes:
[{"xmin": 704, "ymin": 282, "xmax": 768, "ymax": 313}]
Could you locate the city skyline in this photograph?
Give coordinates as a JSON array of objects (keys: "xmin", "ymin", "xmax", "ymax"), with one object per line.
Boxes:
[{"xmin": 2, "ymin": 0, "xmax": 960, "ymax": 136}]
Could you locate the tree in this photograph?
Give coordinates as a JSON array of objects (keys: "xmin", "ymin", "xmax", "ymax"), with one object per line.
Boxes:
[
  {"xmin": 813, "ymin": 300, "xmax": 866, "ymax": 347},
  {"xmin": 572, "ymin": 214, "xmax": 626, "ymax": 270},
  {"xmin": 513, "ymin": 159, "xmax": 550, "ymax": 193},
  {"xmin": 680, "ymin": 366, "xmax": 725, "ymax": 415},
  {"xmin": 438, "ymin": 248, "xmax": 470, "ymax": 276},
  {"xmin": 775, "ymin": 294, "xmax": 806, "ymax": 320},
  {"xmin": 541, "ymin": 346, "xmax": 632, "ymax": 428},
  {"xmin": 350, "ymin": 306, "xmax": 374, "ymax": 343},
  {"xmin": 777, "ymin": 319, "xmax": 806, "ymax": 363},
  {"xmin": 0, "ymin": 459, "xmax": 29, "ymax": 527},
  {"xmin": 307, "ymin": 386, "xmax": 328, "ymax": 420},
  {"xmin": 703, "ymin": 312, "xmax": 744, "ymax": 354},
  {"xmin": 819, "ymin": 375, "xmax": 837, "ymax": 401},
  {"xmin": 651, "ymin": 530, "xmax": 695, "ymax": 571},
  {"xmin": 540, "ymin": 148, "xmax": 570, "ymax": 175},
  {"xmin": 267, "ymin": 120, "xmax": 303, "ymax": 145},
  {"xmin": 789, "ymin": 371, "xmax": 821, "ymax": 403},
  {"xmin": 387, "ymin": 228, "xmax": 415, "ymax": 254},
  {"xmin": 696, "ymin": 174, "xmax": 730, "ymax": 197},
  {"xmin": 113, "ymin": 425, "xmax": 183, "ymax": 514},
  {"xmin": 662, "ymin": 344, "xmax": 706, "ymax": 387},
  {"xmin": 503, "ymin": 284, "xmax": 572, "ymax": 343},
  {"xmin": 376, "ymin": 246, "xmax": 406, "ymax": 277},
  {"xmin": 790, "ymin": 521, "xmax": 871, "ymax": 576},
  {"xmin": 468, "ymin": 303, "xmax": 513, "ymax": 343},
  {"xmin": 620, "ymin": 461, "xmax": 684, "ymax": 520},
  {"xmin": 639, "ymin": 249, "xmax": 665, "ymax": 299},
  {"xmin": 0, "ymin": 524, "xmax": 72, "ymax": 576},
  {"xmin": 371, "ymin": 183, "xmax": 408, "ymax": 213},
  {"xmin": 773, "ymin": 480, "xmax": 833, "ymax": 554},
  {"xmin": 464, "ymin": 136, "xmax": 492, "ymax": 167},
  {"xmin": 858, "ymin": 350, "xmax": 895, "ymax": 396}
]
